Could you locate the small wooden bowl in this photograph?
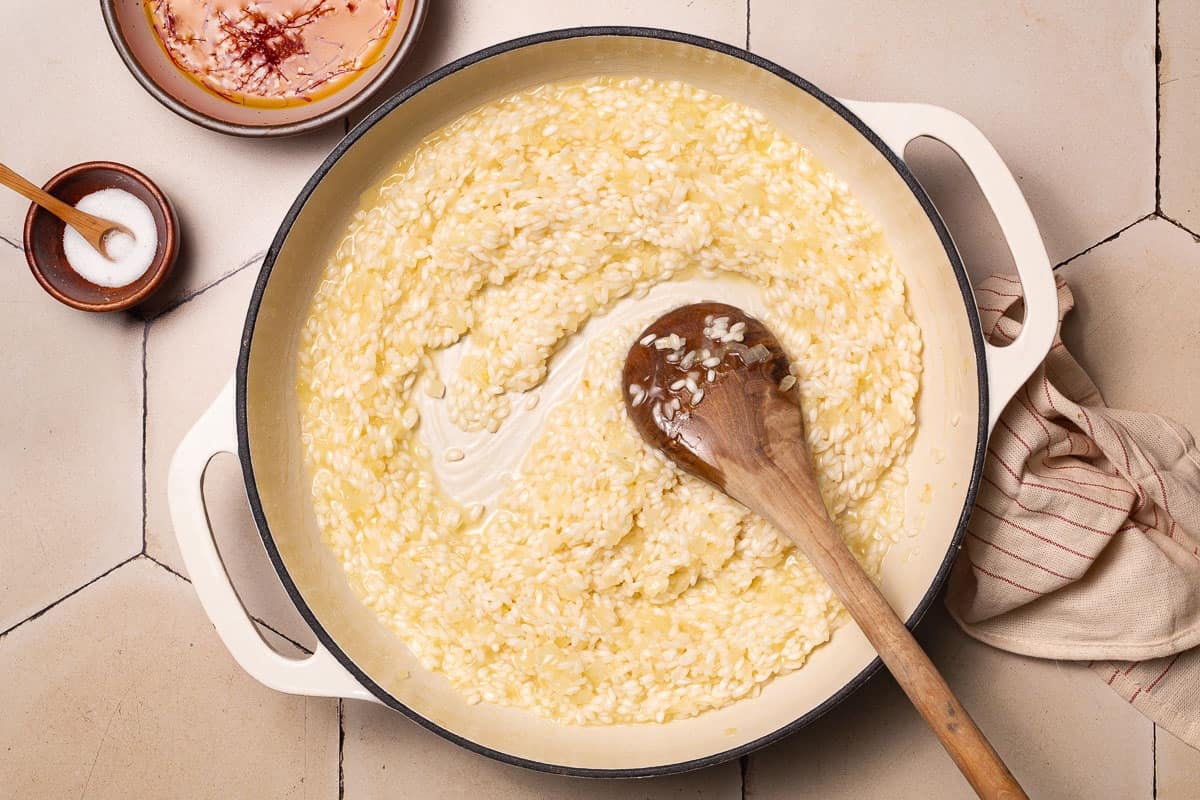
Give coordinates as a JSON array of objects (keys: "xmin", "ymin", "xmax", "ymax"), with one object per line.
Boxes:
[{"xmin": 24, "ymin": 161, "xmax": 178, "ymax": 312}]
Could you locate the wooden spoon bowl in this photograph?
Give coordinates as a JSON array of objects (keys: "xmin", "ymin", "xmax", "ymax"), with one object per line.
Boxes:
[
  {"xmin": 623, "ymin": 302, "xmax": 798, "ymax": 491},
  {"xmin": 23, "ymin": 161, "xmax": 178, "ymax": 312},
  {"xmin": 624, "ymin": 302, "xmax": 1026, "ymax": 800}
]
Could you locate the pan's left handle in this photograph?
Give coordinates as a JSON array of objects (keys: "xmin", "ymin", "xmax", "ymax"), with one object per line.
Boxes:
[{"xmin": 167, "ymin": 378, "xmax": 376, "ymax": 702}]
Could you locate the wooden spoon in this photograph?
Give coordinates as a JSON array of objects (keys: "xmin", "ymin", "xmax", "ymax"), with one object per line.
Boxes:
[
  {"xmin": 624, "ymin": 302, "xmax": 1026, "ymax": 800},
  {"xmin": 0, "ymin": 161, "xmax": 132, "ymax": 259}
]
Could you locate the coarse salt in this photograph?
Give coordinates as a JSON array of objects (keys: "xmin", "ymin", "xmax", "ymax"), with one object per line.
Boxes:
[{"xmin": 62, "ymin": 188, "xmax": 158, "ymax": 287}]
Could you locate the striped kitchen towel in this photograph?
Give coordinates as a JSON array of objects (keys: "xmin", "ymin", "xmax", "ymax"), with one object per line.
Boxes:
[{"xmin": 945, "ymin": 275, "xmax": 1200, "ymax": 750}]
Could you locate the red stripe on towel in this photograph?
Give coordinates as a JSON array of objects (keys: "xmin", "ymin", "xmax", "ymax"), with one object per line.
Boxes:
[
  {"xmin": 968, "ymin": 558, "xmax": 1040, "ymax": 594},
  {"xmin": 980, "ymin": 476, "xmax": 1116, "ymax": 537},
  {"xmin": 1146, "ymin": 655, "xmax": 1181, "ymax": 693},
  {"xmin": 974, "ymin": 506, "xmax": 1096, "ymax": 560},
  {"xmin": 987, "ymin": 449, "xmax": 1132, "ymax": 510},
  {"xmin": 967, "ymin": 530, "xmax": 1073, "ymax": 579}
]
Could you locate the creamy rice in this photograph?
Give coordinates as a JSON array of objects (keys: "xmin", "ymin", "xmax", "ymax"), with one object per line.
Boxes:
[{"xmin": 297, "ymin": 77, "xmax": 922, "ymax": 725}]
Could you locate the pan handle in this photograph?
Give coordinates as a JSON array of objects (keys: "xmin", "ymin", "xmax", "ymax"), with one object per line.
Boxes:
[
  {"xmin": 167, "ymin": 378, "xmax": 375, "ymax": 702},
  {"xmin": 841, "ymin": 100, "xmax": 1057, "ymax": 433}
]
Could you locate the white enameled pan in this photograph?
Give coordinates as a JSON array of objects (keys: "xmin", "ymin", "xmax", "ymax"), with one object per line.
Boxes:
[{"xmin": 168, "ymin": 28, "xmax": 1056, "ymax": 777}]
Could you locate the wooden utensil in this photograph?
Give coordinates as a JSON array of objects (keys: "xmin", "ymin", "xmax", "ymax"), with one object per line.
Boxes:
[
  {"xmin": 0, "ymin": 161, "xmax": 132, "ymax": 259},
  {"xmin": 623, "ymin": 302, "xmax": 1026, "ymax": 800}
]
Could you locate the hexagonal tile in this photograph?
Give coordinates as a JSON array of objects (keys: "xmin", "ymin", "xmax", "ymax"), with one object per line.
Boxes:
[
  {"xmin": 342, "ymin": 700, "xmax": 742, "ymax": 799},
  {"xmin": 749, "ymin": 0, "xmax": 1156, "ymax": 271},
  {"xmin": 1058, "ymin": 219, "xmax": 1200, "ymax": 786},
  {"xmin": 1057, "ymin": 216, "xmax": 1200, "ymax": 429},
  {"xmin": 1160, "ymin": 0, "xmax": 1200, "ymax": 234},
  {"xmin": 0, "ymin": 558, "xmax": 338, "ymax": 799},
  {"xmin": 0, "ymin": 0, "xmax": 341, "ymax": 306},
  {"xmin": 743, "ymin": 603, "xmax": 1152, "ymax": 799},
  {"xmin": 0, "ymin": 244, "xmax": 142, "ymax": 634},
  {"xmin": 8, "ymin": 3, "xmax": 1193, "ymax": 797},
  {"xmin": 1157, "ymin": 726, "xmax": 1200, "ymax": 800},
  {"xmin": 144, "ymin": 265, "xmax": 316, "ymax": 648},
  {"xmin": 352, "ymin": 0, "xmax": 750, "ymax": 125}
]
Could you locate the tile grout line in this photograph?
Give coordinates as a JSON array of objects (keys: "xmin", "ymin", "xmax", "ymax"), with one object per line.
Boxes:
[
  {"xmin": 143, "ymin": 552, "xmax": 189, "ymax": 581},
  {"xmin": 141, "ymin": 320, "xmax": 149, "ymax": 554},
  {"xmin": 1155, "ymin": 0, "xmax": 1162, "ymax": 215},
  {"xmin": 1152, "ymin": 724, "xmax": 1157, "ymax": 799},
  {"xmin": 152, "ymin": 250, "xmax": 265, "ymax": 317},
  {"xmin": 1052, "ymin": 213, "xmax": 1155, "ymax": 271},
  {"xmin": 1158, "ymin": 211, "xmax": 1200, "ymax": 241},
  {"xmin": 0, "ymin": 554, "xmax": 140, "ymax": 639},
  {"xmin": 744, "ymin": 0, "xmax": 751, "ymax": 50},
  {"xmin": 147, "ymin": 250, "xmax": 266, "ymax": 321},
  {"xmin": 338, "ymin": 699, "xmax": 346, "ymax": 800},
  {"xmin": 0, "ymin": 233, "xmax": 20, "ymax": 251},
  {"xmin": 139, "ymin": 553, "xmax": 314, "ymax": 655},
  {"xmin": 252, "ymin": 616, "xmax": 314, "ymax": 656}
]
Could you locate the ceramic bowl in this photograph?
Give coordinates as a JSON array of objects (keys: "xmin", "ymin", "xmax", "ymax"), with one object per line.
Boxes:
[
  {"xmin": 24, "ymin": 161, "xmax": 178, "ymax": 312},
  {"xmin": 101, "ymin": 0, "xmax": 429, "ymax": 138}
]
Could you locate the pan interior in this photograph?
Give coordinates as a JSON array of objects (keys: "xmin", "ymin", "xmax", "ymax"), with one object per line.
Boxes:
[{"xmin": 243, "ymin": 32, "xmax": 982, "ymax": 772}]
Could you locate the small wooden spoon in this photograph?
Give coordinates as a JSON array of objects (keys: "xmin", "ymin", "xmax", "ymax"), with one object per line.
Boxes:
[
  {"xmin": 0, "ymin": 161, "xmax": 132, "ymax": 259},
  {"xmin": 624, "ymin": 302, "xmax": 1026, "ymax": 800}
]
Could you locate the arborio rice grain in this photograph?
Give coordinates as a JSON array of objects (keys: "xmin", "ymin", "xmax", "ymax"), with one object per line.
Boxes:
[{"xmin": 297, "ymin": 77, "xmax": 922, "ymax": 725}]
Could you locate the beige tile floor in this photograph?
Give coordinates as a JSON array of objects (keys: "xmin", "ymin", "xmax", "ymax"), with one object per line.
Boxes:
[
  {"xmin": 1, "ymin": 1, "xmax": 1196, "ymax": 797},
  {"xmin": 0, "ymin": 0, "xmax": 342, "ymax": 311}
]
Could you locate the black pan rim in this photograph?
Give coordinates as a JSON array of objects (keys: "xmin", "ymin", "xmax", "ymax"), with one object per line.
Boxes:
[{"xmin": 236, "ymin": 25, "xmax": 989, "ymax": 779}]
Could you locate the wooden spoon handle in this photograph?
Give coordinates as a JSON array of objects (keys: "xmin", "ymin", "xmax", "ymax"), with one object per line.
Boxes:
[
  {"xmin": 0, "ymin": 162, "xmax": 124, "ymax": 252},
  {"xmin": 748, "ymin": 463, "xmax": 1027, "ymax": 799},
  {"xmin": 0, "ymin": 162, "xmax": 81, "ymax": 221}
]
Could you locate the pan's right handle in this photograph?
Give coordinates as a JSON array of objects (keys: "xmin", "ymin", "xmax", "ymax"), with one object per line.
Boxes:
[
  {"xmin": 841, "ymin": 100, "xmax": 1057, "ymax": 434},
  {"xmin": 167, "ymin": 378, "xmax": 375, "ymax": 702}
]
